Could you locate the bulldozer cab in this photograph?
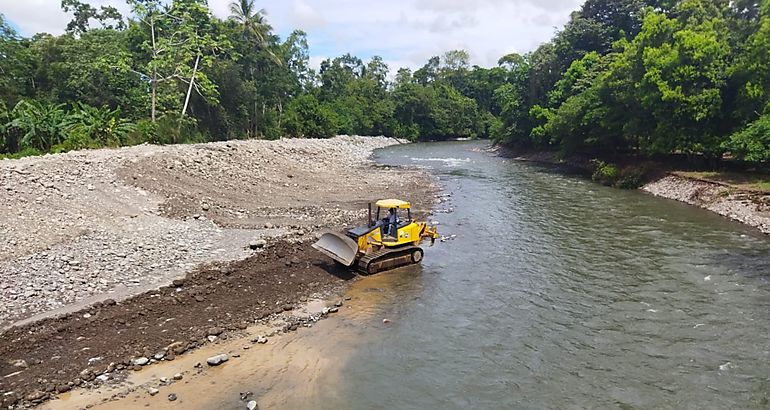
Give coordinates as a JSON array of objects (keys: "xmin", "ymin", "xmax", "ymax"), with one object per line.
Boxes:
[{"xmin": 374, "ymin": 199, "xmax": 412, "ymax": 241}]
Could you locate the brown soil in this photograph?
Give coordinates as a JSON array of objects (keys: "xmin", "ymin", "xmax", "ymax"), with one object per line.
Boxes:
[{"xmin": 0, "ymin": 241, "xmax": 355, "ymax": 409}]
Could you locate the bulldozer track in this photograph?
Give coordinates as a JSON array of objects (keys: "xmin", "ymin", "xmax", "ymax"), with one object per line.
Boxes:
[{"xmin": 357, "ymin": 246, "xmax": 423, "ymax": 274}]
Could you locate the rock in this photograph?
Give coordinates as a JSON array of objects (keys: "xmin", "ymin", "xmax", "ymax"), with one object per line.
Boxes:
[
  {"xmin": 247, "ymin": 400, "xmax": 259, "ymax": 410},
  {"xmin": 56, "ymin": 384, "xmax": 71, "ymax": 393},
  {"xmin": 132, "ymin": 357, "xmax": 149, "ymax": 366},
  {"xmin": 154, "ymin": 352, "xmax": 165, "ymax": 360},
  {"xmin": 207, "ymin": 327, "xmax": 224, "ymax": 336},
  {"xmin": 103, "ymin": 298, "xmax": 117, "ymax": 306},
  {"xmin": 207, "ymin": 335, "xmax": 218, "ymax": 343},
  {"xmin": 12, "ymin": 359, "xmax": 28, "ymax": 368},
  {"xmin": 148, "ymin": 388, "xmax": 159, "ymax": 396},
  {"xmin": 282, "ymin": 304, "xmax": 293, "ymax": 311},
  {"xmin": 172, "ymin": 279, "xmax": 186, "ymax": 287},
  {"xmin": 328, "ymin": 307, "xmax": 339, "ymax": 313},
  {"xmin": 258, "ymin": 337, "xmax": 268, "ymax": 344},
  {"xmin": 172, "ymin": 373, "xmax": 183, "ymax": 381},
  {"xmin": 202, "ymin": 203, "xmax": 210, "ymax": 211},
  {"xmin": 168, "ymin": 393, "xmax": 177, "ymax": 401},
  {"xmin": 80, "ymin": 369, "xmax": 95, "ymax": 381},
  {"xmin": 206, "ymin": 354, "xmax": 229, "ymax": 366},
  {"xmin": 249, "ymin": 239, "xmax": 267, "ymax": 250},
  {"xmin": 334, "ymin": 301, "xmax": 343, "ymax": 307},
  {"xmin": 24, "ymin": 390, "xmax": 46, "ymax": 402},
  {"xmin": 96, "ymin": 374, "xmax": 109, "ymax": 383},
  {"xmin": 383, "ymin": 318, "xmax": 391, "ymax": 324}
]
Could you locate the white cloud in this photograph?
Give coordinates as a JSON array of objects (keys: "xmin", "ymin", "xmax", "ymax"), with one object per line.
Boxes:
[{"xmin": 1, "ymin": 0, "xmax": 584, "ymax": 70}]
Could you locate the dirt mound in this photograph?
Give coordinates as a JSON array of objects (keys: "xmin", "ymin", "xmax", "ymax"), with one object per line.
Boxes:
[{"xmin": 0, "ymin": 241, "xmax": 352, "ymax": 408}]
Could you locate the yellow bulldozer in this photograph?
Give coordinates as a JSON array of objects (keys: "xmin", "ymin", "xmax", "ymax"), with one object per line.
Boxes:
[{"xmin": 312, "ymin": 199, "xmax": 439, "ymax": 274}]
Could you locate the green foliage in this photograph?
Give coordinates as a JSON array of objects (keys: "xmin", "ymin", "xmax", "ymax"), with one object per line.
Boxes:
[
  {"xmin": 1, "ymin": 0, "xmax": 770, "ymax": 169},
  {"xmin": 8, "ymin": 101, "xmax": 70, "ymax": 152},
  {"xmin": 67, "ymin": 103, "xmax": 136, "ymax": 146},
  {"xmin": 591, "ymin": 159, "xmax": 620, "ymax": 185},
  {"xmin": 724, "ymin": 114, "xmax": 770, "ymax": 162},
  {"xmin": 591, "ymin": 159, "xmax": 649, "ymax": 188},
  {"xmin": 283, "ymin": 94, "xmax": 336, "ymax": 138}
]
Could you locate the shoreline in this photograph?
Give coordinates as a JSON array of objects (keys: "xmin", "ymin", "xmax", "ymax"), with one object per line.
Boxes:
[
  {"xmin": 494, "ymin": 146, "xmax": 770, "ymax": 236},
  {"xmin": 0, "ymin": 136, "xmax": 439, "ymax": 408}
]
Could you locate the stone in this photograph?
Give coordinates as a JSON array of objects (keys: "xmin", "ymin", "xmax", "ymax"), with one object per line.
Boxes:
[
  {"xmin": 103, "ymin": 298, "xmax": 117, "ymax": 306},
  {"xmin": 12, "ymin": 359, "xmax": 28, "ymax": 368},
  {"xmin": 329, "ymin": 307, "xmax": 339, "ymax": 313},
  {"xmin": 206, "ymin": 354, "xmax": 229, "ymax": 366},
  {"xmin": 247, "ymin": 400, "xmax": 258, "ymax": 410},
  {"xmin": 207, "ymin": 335, "xmax": 218, "ymax": 343},
  {"xmin": 249, "ymin": 239, "xmax": 267, "ymax": 250},
  {"xmin": 172, "ymin": 373, "xmax": 183, "ymax": 381},
  {"xmin": 132, "ymin": 357, "xmax": 149, "ymax": 366},
  {"xmin": 172, "ymin": 279, "xmax": 186, "ymax": 287},
  {"xmin": 207, "ymin": 327, "xmax": 224, "ymax": 336},
  {"xmin": 334, "ymin": 301, "xmax": 343, "ymax": 307},
  {"xmin": 202, "ymin": 203, "xmax": 210, "ymax": 211},
  {"xmin": 148, "ymin": 388, "xmax": 159, "ymax": 396},
  {"xmin": 168, "ymin": 393, "xmax": 177, "ymax": 401}
]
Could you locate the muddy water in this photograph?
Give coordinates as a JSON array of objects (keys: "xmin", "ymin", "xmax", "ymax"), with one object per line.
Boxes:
[{"xmin": 57, "ymin": 141, "xmax": 770, "ymax": 409}]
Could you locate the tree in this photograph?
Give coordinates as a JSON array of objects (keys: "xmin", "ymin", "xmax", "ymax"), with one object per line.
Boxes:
[
  {"xmin": 128, "ymin": 0, "xmax": 232, "ymax": 121},
  {"xmin": 61, "ymin": 0, "xmax": 124, "ymax": 35}
]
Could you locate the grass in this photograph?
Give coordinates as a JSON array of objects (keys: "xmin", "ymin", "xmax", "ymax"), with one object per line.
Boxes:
[{"xmin": 673, "ymin": 170, "xmax": 770, "ymax": 193}]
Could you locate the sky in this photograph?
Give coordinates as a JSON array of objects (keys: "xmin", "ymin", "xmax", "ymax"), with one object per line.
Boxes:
[{"xmin": 0, "ymin": 0, "xmax": 585, "ymax": 71}]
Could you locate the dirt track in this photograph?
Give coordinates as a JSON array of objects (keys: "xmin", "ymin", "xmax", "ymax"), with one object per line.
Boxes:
[{"xmin": 0, "ymin": 136, "xmax": 436, "ymax": 408}]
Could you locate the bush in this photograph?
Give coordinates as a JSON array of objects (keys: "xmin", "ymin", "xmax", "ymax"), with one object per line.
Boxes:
[
  {"xmin": 0, "ymin": 147, "xmax": 42, "ymax": 160},
  {"xmin": 590, "ymin": 159, "xmax": 620, "ymax": 186},
  {"xmin": 590, "ymin": 159, "xmax": 649, "ymax": 189},
  {"xmin": 723, "ymin": 114, "xmax": 770, "ymax": 163}
]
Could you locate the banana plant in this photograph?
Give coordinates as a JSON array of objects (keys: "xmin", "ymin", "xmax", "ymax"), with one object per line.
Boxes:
[
  {"xmin": 9, "ymin": 101, "xmax": 70, "ymax": 152},
  {"xmin": 67, "ymin": 103, "xmax": 136, "ymax": 146}
]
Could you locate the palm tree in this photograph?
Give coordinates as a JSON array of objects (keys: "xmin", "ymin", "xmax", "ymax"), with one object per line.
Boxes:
[
  {"xmin": 229, "ymin": 0, "xmax": 281, "ymax": 137},
  {"xmin": 229, "ymin": 0, "xmax": 271, "ymax": 46}
]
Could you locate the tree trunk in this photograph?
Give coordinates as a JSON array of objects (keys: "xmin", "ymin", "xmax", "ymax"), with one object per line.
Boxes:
[
  {"xmin": 150, "ymin": 17, "xmax": 158, "ymax": 122},
  {"xmin": 151, "ymin": 75, "xmax": 157, "ymax": 122},
  {"xmin": 277, "ymin": 98, "xmax": 283, "ymax": 129},
  {"xmin": 181, "ymin": 54, "xmax": 200, "ymax": 118}
]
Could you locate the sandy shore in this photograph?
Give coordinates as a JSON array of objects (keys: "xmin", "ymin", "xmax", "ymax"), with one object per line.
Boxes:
[{"xmin": 0, "ymin": 136, "xmax": 437, "ymax": 408}]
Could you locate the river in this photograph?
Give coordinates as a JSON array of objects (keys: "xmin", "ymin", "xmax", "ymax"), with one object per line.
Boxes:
[
  {"xmin": 55, "ymin": 140, "xmax": 770, "ymax": 409},
  {"xmin": 327, "ymin": 141, "xmax": 770, "ymax": 409}
]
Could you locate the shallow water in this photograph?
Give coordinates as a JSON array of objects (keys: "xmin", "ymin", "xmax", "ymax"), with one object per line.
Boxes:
[{"xmin": 61, "ymin": 140, "xmax": 770, "ymax": 409}]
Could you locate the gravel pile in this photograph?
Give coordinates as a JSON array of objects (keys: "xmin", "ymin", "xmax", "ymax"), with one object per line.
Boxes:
[{"xmin": 0, "ymin": 136, "xmax": 430, "ymax": 327}]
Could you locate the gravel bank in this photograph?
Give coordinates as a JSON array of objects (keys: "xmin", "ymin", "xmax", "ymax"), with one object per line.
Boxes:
[
  {"xmin": 0, "ymin": 136, "xmax": 433, "ymax": 327},
  {"xmin": 642, "ymin": 174, "xmax": 770, "ymax": 234}
]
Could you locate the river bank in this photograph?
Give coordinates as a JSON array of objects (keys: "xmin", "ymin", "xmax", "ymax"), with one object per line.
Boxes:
[
  {"xmin": 0, "ymin": 136, "xmax": 437, "ymax": 408},
  {"xmin": 496, "ymin": 146, "xmax": 770, "ymax": 236}
]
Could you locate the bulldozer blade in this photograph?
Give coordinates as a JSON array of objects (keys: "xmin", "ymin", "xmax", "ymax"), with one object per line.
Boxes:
[{"xmin": 311, "ymin": 232, "xmax": 359, "ymax": 267}]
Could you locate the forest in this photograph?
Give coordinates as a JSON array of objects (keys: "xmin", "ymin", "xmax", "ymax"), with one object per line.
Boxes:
[{"xmin": 1, "ymin": 0, "xmax": 769, "ymax": 165}]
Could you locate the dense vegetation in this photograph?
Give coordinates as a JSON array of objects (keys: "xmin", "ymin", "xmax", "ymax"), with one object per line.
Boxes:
[{"xmin": 1, "ymin": 0, "xmax": 770, "ymax": 166}]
